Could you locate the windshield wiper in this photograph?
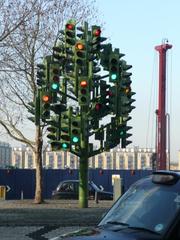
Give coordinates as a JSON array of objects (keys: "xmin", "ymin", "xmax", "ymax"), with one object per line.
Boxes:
[
  {"xmin": 127, "ymin": 226, "xmax": 161, "ymax": 235},
  {"xmin": 106, "ymin": 221, "xmax": 129, "ymax": 226}
]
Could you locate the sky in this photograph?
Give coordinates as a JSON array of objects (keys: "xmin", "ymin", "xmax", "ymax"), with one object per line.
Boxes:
[{"xmin": 96, "ymin": 0, "xmax": 180, "ymax": 162}]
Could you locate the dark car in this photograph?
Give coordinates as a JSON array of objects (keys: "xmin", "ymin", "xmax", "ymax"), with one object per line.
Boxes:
[
  {"xmin": 52, "ymin": 180, "xmax": 113, "ymax": 200},
  {"xmin": 52, "ymin": 171, "xmax": 180, "ymax": 240}
]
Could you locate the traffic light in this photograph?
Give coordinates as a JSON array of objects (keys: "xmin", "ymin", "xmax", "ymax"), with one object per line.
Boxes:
[
  {"xmin": 41, "ymin": 93, "xmax": 51, "ymax": 121},
  {"xmin": 49, "ymin": 62, "xmax": 60, "ymax": 92},
  {"xmin": 119, "ymin": 123, "xmax": 132, "ymax": 148},
  {"xmin": 60, "ymin": 111, "xmax": 71, "ymax": 150},
  {"xmin": 109, "ymin": 52, "xmax": 119, "ymax": 82},
  {"xmin": 78, "ymin": 76, "xmax": 90, "ymax": 106},
  {"xmin": 107, "ymin": 86, "xmax": 117, "ymax": 113},
  {"xmin": 50, "ymin": 103, "xmax": 66, "ymax": 115},
  {"xmin": 75, "ymin": 41, "xmax": 86, "ymax": 67},
  {"xmin": 47, "ymin": 119, "xmax": 59, "ymax": 141},
  {"xmin": 36, "ymin": 63, "xmax": 46, "ymax": 87},
  {"xmin": 27, "ymin": 101, "xmax": 35, "ymax": 122},
  {"xmin": 65, "ymin": 20, "xmax": 76, "ymax": 48},
  {"xmin": 91, "ymin": 26, "xmax": 106, "ymax": 54},
  {"xmin": 104, "ymin": 122, "xmax": 120, "ymax": 151},
  {"xmin": 70, "ymin": 115, "xmax": 81, "ymax": 146},
  {"xmin": 52, "ymin": 45, "xmax": 64, "ymax": 63},
  {"xmin": 100, "ymin": 44, "xmax": 112, "ymax": 70}
]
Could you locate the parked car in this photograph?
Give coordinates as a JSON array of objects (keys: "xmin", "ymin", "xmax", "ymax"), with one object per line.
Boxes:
[
  {"xmin": 52, "ymin": 171, "xmax": 180, "ymax": 240},
  {"xmin": 52, "ymin": 180, "xmax": 113, "ymax": 200}
]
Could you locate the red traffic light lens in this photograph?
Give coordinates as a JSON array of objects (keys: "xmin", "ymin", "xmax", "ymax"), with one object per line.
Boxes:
[
  {"xmin": 66, "ymin": 23, "xmax": 74, "ymax": 30},
  {"xmin": 42, "ymin": 95, "xmax": 50, "ymax": 102},
  {"xmin": 93, "ymin": 28, "xmax": 101, "ymax": 37},
  {"xmin": 76, "ymin": 43, "xmax": 84, "ymax": 50},
  {"xmin": 81, "ymin": 89, "xmax": 86, "ymax": 95},
  {"xmin": 107, "ymin": 91, "xmax": 114, "ymax": 97},
  {"xmin": 53, "ymin": 76, "xmax": 59, "ymax": 82},
  {"xmin": 95, "ymin": 103, "xmax": 102, "ymax": 111},
  {"xmin": 80, "ymin": 81, "xmax": 87, "ymax": 87},
  {"xmin": 53, "ymin": 69, "xmax": 59, "ymax": 74}
]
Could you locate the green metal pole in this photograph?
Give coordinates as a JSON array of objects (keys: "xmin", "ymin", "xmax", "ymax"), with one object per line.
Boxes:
[
  {"xmin": 79, "ymin": 105, "xmax": 89, "ymax": 208},
  {"xmin": 79, "ymin": 151, "xmax": 89, "ymax": 208}
]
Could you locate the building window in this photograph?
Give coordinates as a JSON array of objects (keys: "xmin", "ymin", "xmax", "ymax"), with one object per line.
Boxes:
[
  {"xmin": 141, "ymin": 155, "xmax": 146, "ymax": 168},
  {"xmin": 98, "ymin": 155, "xmax": 103, "ymax": 168},
  {"xmin": 57, "ymin": 154, "xmax": 62, "ymax": 169},
  {"xmin": 15, "ymin": 154, "xmax": 21, "ymax": 168},
  {"xmin": 128, "ymin": 155, "xmax": 133, "ymax": 169},
  {"xmin": 70, "ymin": 155, "xmax": 75, "ymax": 169},
  {"xmin": 48, "ymin": 154, "xmax": 54, "ymax": 168},
  {"xmin": 28, "ymin": 154, "xmax": 33, "ymax": 168},
  {"xmin": 106, "ymin": 155, "xmax": 111, "ymax": 169},
  {"xmin": 119, "ymin": 155, "xmax": 125, "ymax": 169}
]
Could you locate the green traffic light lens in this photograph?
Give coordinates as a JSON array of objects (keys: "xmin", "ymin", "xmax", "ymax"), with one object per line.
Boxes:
[
  {"xmin": 72, "ymin": 136, "xmax": 79, "ymax": 143},
  {"xmin": 62, "ymin": 143, "xmax": 68, "ymax": 149},
  {"xmin": 111, "ymin": 74, "xmax": 117, "ymax": 80},
  {"xmin": 51, "ymin": 83, "xmax": 59, "ymax": 90}
]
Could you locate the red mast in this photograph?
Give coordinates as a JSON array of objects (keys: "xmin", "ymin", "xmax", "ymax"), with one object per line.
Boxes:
[{"xmin": 155, "ymin": 42, "xmax": 172, "ymax": 170}]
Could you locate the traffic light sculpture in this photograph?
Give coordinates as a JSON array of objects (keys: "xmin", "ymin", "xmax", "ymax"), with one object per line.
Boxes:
[{"xmin": 35, "ymin": 20, "xmax": 136, "ymax": 208}]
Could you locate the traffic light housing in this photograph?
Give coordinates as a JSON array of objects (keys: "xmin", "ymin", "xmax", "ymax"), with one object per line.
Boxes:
[
  {"xmin": 119, "ymin": 123, "xmax": 132, "ymax": 148},
  {"xmin": 108, "ymin": 86, "xmax": 117, "ymax": 113},
  {"xmin": 109, "ymin": 52, "xmax": 119, "ymax": 82},
  {"xmin": 78, "ymin": 76, "xmax": 90, "ymax": 106},
  {"xmin": 47, "ymin": 118, "xmax": 60, "ymax": 142},
  {"xmin": 65, "ymin": 20, "xmax": 76, "ymax": 48},
  {"xmin": 70, "ymin": 115, "xmax": 81, "ymax": 146},
  {"xmin": 49, "ymin": 62, "xmax": 60, "ymax": 93},
  {"xmin": 91, "ymin": 26, "xmax": 106, "ymax": 54},
  {"xmin": 60, "ymin": 111, "xmax": 71, "ymax": 150},
  {"xmin": 36, "ymin": 63, "xmax": 46, "ymax": 87},
  {"xmin": 41, "ymin": 93, "xmax": 51, "ymax": 121},
  {"xmin": 75, "ymin": 41, "xmax": 87, "ymax": 74}
]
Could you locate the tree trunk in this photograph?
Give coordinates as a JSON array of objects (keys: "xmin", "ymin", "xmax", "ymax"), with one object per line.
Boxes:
[{"xmin": 34, "ymin": 125, "xmax": 43, "ymax": 204}]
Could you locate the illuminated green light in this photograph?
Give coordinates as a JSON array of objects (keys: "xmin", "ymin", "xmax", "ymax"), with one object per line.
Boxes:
[
  {"xmin": 51, "ymin": 83, "xmax": 59, "ymax": 90},
  {"xmin": 120, "ymin": 131, "xmax": 125, "ymax": 136},
  {"xmin": 111, "ymin": 73, "xmax": 117, "ymax": 80},
  {"xmin": 62, "ymin": 143, "xmax": 68, "ymax": 149},
  {"xmin": 72, "ymin": 136, "xmax": 79, "ymax": 143}
]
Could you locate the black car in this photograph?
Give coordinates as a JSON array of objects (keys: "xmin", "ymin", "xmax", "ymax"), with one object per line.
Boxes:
[
  {"xmin": 52, "ymin": 180, "xmax": 113, "ymax": 200},
  {"xmin": 53, "ymin": 171, "xmax": 180, "ymax": 240}
]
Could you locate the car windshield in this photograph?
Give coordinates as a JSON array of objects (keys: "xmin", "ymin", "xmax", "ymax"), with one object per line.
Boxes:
[{"xmin": 99, "ymin": 176, "xmax": 180, "ymax": 235}]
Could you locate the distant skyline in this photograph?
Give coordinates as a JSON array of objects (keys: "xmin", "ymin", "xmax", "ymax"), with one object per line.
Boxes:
[{"xmin": 95, "ymin": 0, "xmax": 180, "ymax": 162}]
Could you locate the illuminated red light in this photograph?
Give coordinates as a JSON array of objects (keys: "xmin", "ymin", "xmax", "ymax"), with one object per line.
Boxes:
[
  {"xmin": 94, "ymin": 28, "xmax": 101, "ymax": 37},
  {"xmin": 76, "ymin": 43, "xmax": 84, "ymax": 50},
  {"xmin": 66, "ymin": 23, "xmax": 74, "ymax": 30},
  {"xmin": 80, "ymin": 81, "xmax": 87, "ymax": 87},
  {"xmin": 42, "ymin": 95, "xmax": 50, "ymax": 102}
]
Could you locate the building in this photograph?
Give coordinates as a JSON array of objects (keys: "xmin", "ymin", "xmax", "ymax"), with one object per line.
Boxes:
[
  {"xmin": 0, "ymin": 141, "xmax": 12, "ymax": 168},
  {"xmin": 89, "ymin": 147, "xmax": 155, "ymax": 170},
  {"xmin": 11, "ymin": 146, "xmax": 155, "ymax": 170}
]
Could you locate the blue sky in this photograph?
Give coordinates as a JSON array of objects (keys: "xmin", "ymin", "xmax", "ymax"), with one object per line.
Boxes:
[{"xmin": 96, "ymin": 0, "xmax": 180, "ymax": 162}]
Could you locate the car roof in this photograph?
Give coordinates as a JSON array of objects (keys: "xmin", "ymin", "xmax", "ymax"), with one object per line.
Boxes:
[
  {"xmin": 153, "ymin": 170, "xmax": 180, "ymax": 179},
  {"xmin": 59, "ymin": 180, "xmax": 94, "ymax": 184},
  {"xmin": 60, "ymin": 180, "xmax": 79, "ymax": 183}
]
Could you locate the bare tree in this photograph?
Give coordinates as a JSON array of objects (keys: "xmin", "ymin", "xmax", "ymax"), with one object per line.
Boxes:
[{"xmin": 0, "ymin": 0, "xmax": 100, "ymax": 203}]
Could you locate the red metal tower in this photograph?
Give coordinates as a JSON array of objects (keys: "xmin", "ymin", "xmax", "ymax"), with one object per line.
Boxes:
[{"xmin": 155, "ymin": 42, "xmax": 172, "ymax": 170}]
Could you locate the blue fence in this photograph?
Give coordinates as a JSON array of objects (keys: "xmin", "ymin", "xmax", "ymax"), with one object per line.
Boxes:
[{"xmin": 0, "ymin": 169, "xmax": 152, "ymax": 200}]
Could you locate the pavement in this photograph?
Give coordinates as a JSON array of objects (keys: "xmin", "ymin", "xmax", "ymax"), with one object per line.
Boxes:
[{"xmin": 0, "ymin": 199, "xmax": 113, "ymax": 239}]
